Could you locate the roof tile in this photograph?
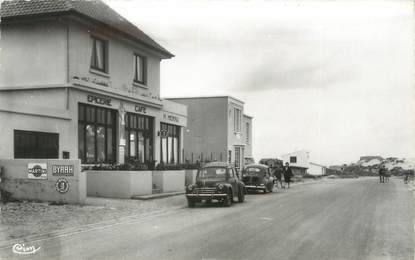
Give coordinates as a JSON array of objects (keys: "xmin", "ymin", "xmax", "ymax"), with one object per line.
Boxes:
[{"xmin": 0, "ymin": 0, "xmax": 173, "ymax": 57}]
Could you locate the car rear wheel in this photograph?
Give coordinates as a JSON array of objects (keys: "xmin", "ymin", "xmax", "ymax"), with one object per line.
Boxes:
[{"xmin": 188, "ymin": 199, "xmax": 196, "ymax": 208}]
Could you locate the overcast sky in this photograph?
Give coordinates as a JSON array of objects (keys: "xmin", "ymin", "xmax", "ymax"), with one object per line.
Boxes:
[{"xmin": 106, "ymin": 0, "xmax": 414, "ymax": 166}]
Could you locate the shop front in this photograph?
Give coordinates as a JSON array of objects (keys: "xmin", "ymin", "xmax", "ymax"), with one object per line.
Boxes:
[{"xmin": 0, "ymin": 85, "xmax": 187, "ymax": 169}]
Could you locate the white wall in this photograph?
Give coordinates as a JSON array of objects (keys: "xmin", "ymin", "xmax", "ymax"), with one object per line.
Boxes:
[
  {"xmin": 282, "ymin": 150, "xmax": 310, "ymax": 168},
  {"xmin": 308, "ymin": 163, "xmax": 326, "ymax": 176}
]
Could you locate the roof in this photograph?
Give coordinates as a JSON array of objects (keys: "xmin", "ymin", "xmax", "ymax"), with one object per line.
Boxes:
[
  {"xmin": 166, "ymin": 95, "xmax": 245, "ymax": 105},
  {"xmin": 245, "ymin": 164, "xmax": 269, "ymax": 169},
  {"xmin": 309, "ymin": 162, "xmax": 327, "ymax": 168},
  {"xmin": 202, "ymin": 162, "xmax": 233, "ymax": 168},
  {"xmin": 359, "ymin": 156, "xmax": 384, "ymax": 161},
  {"xmin": 0, "ymin": 0, "xmax": 173, "ymax": 58}
]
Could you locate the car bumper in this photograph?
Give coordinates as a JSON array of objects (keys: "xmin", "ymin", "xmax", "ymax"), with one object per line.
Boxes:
[
  {"xmin": 186, "ymin": 193, "xmax": 228, "ymax": 198},
  {"xmin": 245, "ymin": 185, "xmax": 266, "ymax": 190}
]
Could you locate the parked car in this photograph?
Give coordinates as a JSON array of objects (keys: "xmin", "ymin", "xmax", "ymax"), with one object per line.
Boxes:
[
  {"xmin": 186, "ymin": 162, "xmax": 245, "ymax": 207},
  {"xmin": 242, "ymin": 164, "xmax": 274, "ymax": 193}
]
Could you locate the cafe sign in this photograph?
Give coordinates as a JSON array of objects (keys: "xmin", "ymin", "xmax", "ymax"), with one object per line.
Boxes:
[
  {"xmin": 28, "ymin": 163, "xmax": 47, "ymax": 179},
  {"xmin": 135, "ymin": 105, "xmax": 147, "ymax": 114}
]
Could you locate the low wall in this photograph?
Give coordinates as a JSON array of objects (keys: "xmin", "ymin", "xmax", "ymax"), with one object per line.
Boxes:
[
  {"xmin": 185, "ymin": 169, "xmax": 198, "ymax": 186},
  {"xmin": 86, "ymin": 170, "xmax": 152, "ymax": 199},
  {"xmin": 0, "ymin": 159, "xmax": 85, "ymax": 204},
  {"xmin": 152, "ymin": 170, "xmax": 185, "ymax": 193}
]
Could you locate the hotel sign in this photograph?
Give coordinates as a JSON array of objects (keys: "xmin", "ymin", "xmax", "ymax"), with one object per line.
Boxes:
[
  {"xmin": 87, "ymin": 95, "xmax": 112, "ymax": 106},
  {"xmin": 163, "ymin": 113, "xmax": 179, "ymax": 123}
]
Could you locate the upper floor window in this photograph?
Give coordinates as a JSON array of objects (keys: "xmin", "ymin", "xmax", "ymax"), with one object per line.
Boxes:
[
  {"xmin": 233, "ymin": 108, "xmax": 242, "ymax": 132},
  {"xmin": 134, "ymin": 54, "xmax": 147, "ymax": 85},
  {"xmin": 246, "ymin": 122, "xmax": 250, "ymax": 143},
  {"xmin": 290, "ymin": 156, "xmax": 297, "ymax": 163},
  {"xmin": 90, "ymin": 36, "xmax": 108, "ymax": 73}
]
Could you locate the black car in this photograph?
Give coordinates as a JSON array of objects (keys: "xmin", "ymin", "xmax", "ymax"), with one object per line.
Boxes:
[
  {"xmin": 242, "ymin": 164, "xmax": 274, "ymax": 193},
  {"xmin": 186, "ymin": 162, "xmax": 246, "ymax": 207}
]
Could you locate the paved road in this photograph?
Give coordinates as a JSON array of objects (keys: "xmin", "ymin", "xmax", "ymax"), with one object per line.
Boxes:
[{"xmin": 1, "ymin": 178, "xmax": 413, "ymax": 260}]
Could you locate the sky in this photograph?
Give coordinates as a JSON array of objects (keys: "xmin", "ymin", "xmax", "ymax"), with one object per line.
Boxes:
[{"xmin": 105, "ymin": 0, "xmax": 414, "ymax": 166}]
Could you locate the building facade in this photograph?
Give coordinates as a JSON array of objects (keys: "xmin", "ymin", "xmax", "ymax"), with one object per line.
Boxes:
[
  {"xmin": 0, "ymin": 0, "xmax": 187, "ymax": 166},
  {"xmin": 167, "ymin": 96, "xmax": 253, "ymax": 169}
]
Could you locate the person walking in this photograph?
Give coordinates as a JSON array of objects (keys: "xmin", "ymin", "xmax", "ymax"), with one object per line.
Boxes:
[
  {"xmin": 379, "ymin": 164, "xmax": 387, "ymax": 183},
  {"xmin": 272, "ymin": 166, "xmax": 284, "ymax": 189},
  {"xmin": 283, "ymin": 162, "xmax": 293, "ymax": 188}
]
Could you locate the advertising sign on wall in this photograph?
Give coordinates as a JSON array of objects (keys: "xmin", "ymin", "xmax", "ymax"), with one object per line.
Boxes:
[
  {"xmin": 27, "ymin": 163, "xmax": 47, "ymax": 179},
  {"xmin": 52, "ymin": 165, "xmax": 74, "ymax": 176}
]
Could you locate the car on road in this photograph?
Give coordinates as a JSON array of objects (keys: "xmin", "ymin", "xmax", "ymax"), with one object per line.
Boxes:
[
  {"xmin": 242, "ymin": 164, "xmax": 274, "ymax": 193},
  {"xmin": 186, "ymin": 162, "xmax": 246, "ymax": 207}
]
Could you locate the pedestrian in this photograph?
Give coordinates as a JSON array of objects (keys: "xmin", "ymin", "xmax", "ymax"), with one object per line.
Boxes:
[
  {"xmin": 283, "ymin": 162, "xmax": 293, "ymax": 188},
  {"xmin": 379, "ymin": 164, "xmax": 387, "ymax": 183},
  {"xmin": 272, "ymin": 166, "xmax": 284, "ymax": 189}
]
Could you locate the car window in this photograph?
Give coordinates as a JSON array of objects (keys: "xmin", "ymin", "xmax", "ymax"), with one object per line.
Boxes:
[
  {"xmin": 198, "ymin": 167, "xmax": 227, "ymax": 179},
  {"xmin": 228, "ymin": 168, "xmax": 235, "ymax": 178}
]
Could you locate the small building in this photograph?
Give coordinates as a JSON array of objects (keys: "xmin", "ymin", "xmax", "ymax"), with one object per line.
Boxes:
[
  {"xmin": 0, "ymin": 0, "xmax": 187, "ymax": 166},
  {"xmin": 281, "ymin": 150, "xmax": 309, "ymax": 175},
  {"xmin": 167, "ymin": 96, "xmax": 253, "ymax": 170},
  {"xmin": 308, "ymin": 162, "xmax": 327, "ymax": 176}
]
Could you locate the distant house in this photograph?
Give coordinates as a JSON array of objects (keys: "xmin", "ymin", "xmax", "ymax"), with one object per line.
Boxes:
[
  {"xmin": 329, "ymin": 165, "xmax": 345, "ymax": 171},
  {"xmin": 359, "ymin": 156, "xmax": 384, "ymax": 162},
  {"xmin": 308, "ymin": 162, "xmax": 327, "ymax": 176}
]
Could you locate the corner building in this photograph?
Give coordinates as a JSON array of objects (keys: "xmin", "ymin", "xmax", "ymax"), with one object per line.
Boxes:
[{"xmin": 0, "ymin": 0, "xmax": 187, "ymax": 166}]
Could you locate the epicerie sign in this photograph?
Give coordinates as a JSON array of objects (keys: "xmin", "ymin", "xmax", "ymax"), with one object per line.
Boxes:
[
  {"xmin": 87, "ymin": 95, "xmax": 112, "ymax": 106},
  {"xmin": 27, "ymin": 163, "xmax": 47, "ymax": 179},
  {"xmin": 52, "ymin": 165, "xmax": 74, "ymax": 176}
]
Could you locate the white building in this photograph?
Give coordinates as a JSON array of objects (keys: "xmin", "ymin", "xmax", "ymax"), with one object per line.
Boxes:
[
  {"xmin": 281, "ymin": 150, "xmax": 327, "ymax": 176},
  {"xmin": 308, "ymin": 162, "xmax": 327, "ymax": 176}
]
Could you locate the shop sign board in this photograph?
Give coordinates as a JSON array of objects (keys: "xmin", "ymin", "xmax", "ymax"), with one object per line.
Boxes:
[
  {"xmin": 52, "ymin": 165, "xmax": 74, "ymax": 177},
  {"xmin": 27, "ymin": 163, "xmax": 47, "ymax": 179},
  {"xmin": 163, "ymin": 113, "xmax": 179, "ymax": 123},
  {"xmin": 87, "ymin": 95, "xmax": 112, "ymax": 106},
  {"xmin": 135, "ymin": 105, "xmax": 147, "ymax": 114}
]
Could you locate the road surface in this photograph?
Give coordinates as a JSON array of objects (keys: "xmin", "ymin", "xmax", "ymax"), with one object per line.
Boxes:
[{"xmin": 1, "ymin": 177, "xmax": 413, "ymax": 259}]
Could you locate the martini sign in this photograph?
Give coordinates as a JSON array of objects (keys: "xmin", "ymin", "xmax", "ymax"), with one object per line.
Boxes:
[{"xmin": 27, "ymin": 163, "xmax": 47, "ymax": 179}]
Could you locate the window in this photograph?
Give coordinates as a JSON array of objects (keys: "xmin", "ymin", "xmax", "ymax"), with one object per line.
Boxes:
[
  {"xmin": 234, "ymin": 146, "xmax": 241, "ymax": 169},
  {"xmin": 125, "ymin": 113, "xmax": 153, "ymax": 163},
  {"xmin": 90, "ymin": 36, "xmax": 108, "ymax": 72},
  {"xmin": 233, "ymin": 108, "xmax": 242, "ymax": 132},
  {"xmin": 14, "ymin": 130, "xmax": 59, "ymax": 159},
  {"xmin": 228, "ymin": 168, "xmax": 234, "ymax": 178},
  {"xmin": 160, "ymin": 123, "xmax": 180, "ymax": 164},
  {"xmin": 78, "ymin": 104, "xmax": 116, "ymax": 164},
  {"xmin": 290, "ymin": 156, "xmax": 297, "ymax": 163},
  {"xmin": 246, "ymin": 122, "xmax": 250, "ymax": 143},
  {"xmin": 134, "ymin": 54, "xmax": 147, "ymax": 84}
]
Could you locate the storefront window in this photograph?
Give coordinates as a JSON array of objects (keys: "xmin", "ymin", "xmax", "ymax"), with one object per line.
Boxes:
[
  {"xmin": 78, "ymin": 104, "xmax": 116, "ymax": 164},
  {"xmin": 14, "ymin": 130, "xmax": 59, "ymax": 159},
  {"xmin": 160, "ymin": 123, "xmax": 180, "ymax": 164},
  {"xmin": 125, "ymin": 112, "xmax": 153, "ymax": 163}
]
